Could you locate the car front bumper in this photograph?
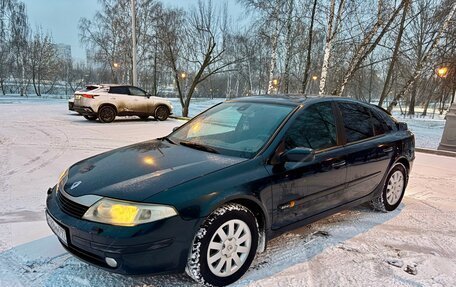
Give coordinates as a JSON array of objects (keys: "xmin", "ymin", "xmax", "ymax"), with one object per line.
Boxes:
[{"xmin": 45, "ymin": 186, "xmax": 200, "ymax": 275}]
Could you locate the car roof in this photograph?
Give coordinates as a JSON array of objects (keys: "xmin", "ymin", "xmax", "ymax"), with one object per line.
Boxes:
[
  {"xmin": 229, "ymin": 94, "xmax": 359, "ymax": 106},
  {"xmin": 99, "ymin": 83, "xmax": 124, "ymax": 87},
  {"xmin": 229, "ymin": 94, "xmax": 392, "ymax": 115}
]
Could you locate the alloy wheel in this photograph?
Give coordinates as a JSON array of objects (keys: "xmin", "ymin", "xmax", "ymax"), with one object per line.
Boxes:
[
  {"xmin": 207, "ymin": 219, "xmax": 252, "ymax": 277},
  {"xmin": 386, "ymin": 170, "xmax": 404, "ymax": 205}
]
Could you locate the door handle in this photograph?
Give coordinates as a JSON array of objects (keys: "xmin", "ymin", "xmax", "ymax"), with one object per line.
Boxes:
[
  {"xmin": 382, "ymin": 147, "xmax": 393, "ymax": 153},
  {"xmin": 332, "ymin": 160, "xmax": 346, "ymax": 168}
]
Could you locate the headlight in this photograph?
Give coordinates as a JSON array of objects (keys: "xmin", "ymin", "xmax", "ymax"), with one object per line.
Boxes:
[
  {"xmin": 57, "ymin": 168, "xmax": 68, "ymax": 192},
  {"xmin": 82, "ymin": 198, "xmax": 178, "ymax": 226}
]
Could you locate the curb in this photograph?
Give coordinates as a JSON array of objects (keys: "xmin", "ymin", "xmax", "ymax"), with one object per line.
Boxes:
[
  {"xmin": 170, "ymin": 115, "xmax": 191, "ymax": 121},
  {"xmin": 416, "ymin": 147, "xmax": 456, "ymax": 158}
]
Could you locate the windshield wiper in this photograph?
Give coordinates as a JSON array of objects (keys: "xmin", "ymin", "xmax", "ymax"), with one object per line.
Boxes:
[
  {"xmin": 159, "ymin": 136, "xmax": 177, "ymax": 145},
  {"xmin": 179, "ymin": 141, "xmax": 219, "ymax": 154}
]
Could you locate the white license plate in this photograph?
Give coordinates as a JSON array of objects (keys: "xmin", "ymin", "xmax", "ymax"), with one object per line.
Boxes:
[{"xmin": 46, "ymin": 213, "xmax": 67, "ymax": 245}]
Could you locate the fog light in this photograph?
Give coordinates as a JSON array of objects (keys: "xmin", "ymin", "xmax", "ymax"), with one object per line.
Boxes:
[{"xmin": 105, "ymin": 257, "xmax": 118, "ymax": 268}]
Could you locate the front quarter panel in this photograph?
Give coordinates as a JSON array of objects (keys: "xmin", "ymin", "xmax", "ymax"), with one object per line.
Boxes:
[{"xmin": 145, "ymin": 158, "xmax": 272, "ymax": 227}]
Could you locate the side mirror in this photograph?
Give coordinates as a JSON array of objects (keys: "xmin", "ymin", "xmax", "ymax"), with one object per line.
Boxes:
[
  {"xmin": 397, "ymin": 122, "xmax": 408, "ymax": 131},
  {"xmin": 146, "ymin": 93, "xmax": 151, "ymax": 98},
  {"xmin": 280, "ymin": 147, "xmax": 315, "ymax": 163}
]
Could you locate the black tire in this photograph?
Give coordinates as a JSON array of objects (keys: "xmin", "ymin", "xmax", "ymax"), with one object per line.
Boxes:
[
  {"xmin": 83, "ymin": 115, "xmax": 97, "ymax": 121},
  {"xmin": 186, "ymin": 203, "xmax": 258, "ymax": 287},
  {"xmin": 139, "ymin": 115, "xmax": 149, "ymax": 120},
  {"xmin": 154, "ymin": 105, "xmax": 169, "ymax": 121},
  {"xmin": 98, "ymin": 106, "xmax": 117, "ymax": 123},
  {"xmin": 370, "ymin": 164, "xmax": 407, "ymax": 212}
]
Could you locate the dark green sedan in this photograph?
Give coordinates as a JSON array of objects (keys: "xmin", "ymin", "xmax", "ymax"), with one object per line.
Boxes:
[{"xmin": 46, "ymin": 95, "xmax": 414, "ymax": 286}]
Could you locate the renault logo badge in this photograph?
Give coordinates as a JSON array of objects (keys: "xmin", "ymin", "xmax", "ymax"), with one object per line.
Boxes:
[{"xmin": 70, "ymin": 181, "xmax": 82, "ymax": 190}]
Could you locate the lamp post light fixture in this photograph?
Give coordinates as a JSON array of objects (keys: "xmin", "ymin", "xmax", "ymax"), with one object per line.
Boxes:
[
  {"xmin": 312, "ymin": 75, "xmax": 318, "ymax": 81},
  {"xmin": 180, "ymin": 72, "xmax": 187, "ymax": 79},
  {"xmin": 113, "ymin": 62, "xmax": 120, "ymax": 69},
  {"xmin": 436, "ymin": 66, "xmax": 449, "ymax": 78},
  {"xmin": 437, "ymin": 65, "xmax": 456, "ymax": 152}
]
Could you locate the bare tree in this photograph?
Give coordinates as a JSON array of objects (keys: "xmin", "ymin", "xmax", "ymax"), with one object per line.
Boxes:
[
  {"xmin": 387, "ymin": 0, "xmax": 456, "ymax": 112},
  {"xmin": 333, "ymin": 0, "xmax": 407, "ymax": 96},
  {"xmin": 301, "ymin": 0, "xmax": 317, "ymax": 93},
  {"xmin": 318, "ymin": 0, "xmax": 345, "ymax": 95},
  {"xmin": 378, "ymin": 0, "xmax": 409, "ymax": 107},
  {"xmin": 159, "ymin": 1, "xmax": 238, "ymax": 117},
  {"xmin": 29, "ymin": 28, "xmax": 59, "ymax": 96}
]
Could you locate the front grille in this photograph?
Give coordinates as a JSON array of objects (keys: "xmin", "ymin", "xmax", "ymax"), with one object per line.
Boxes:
[{"xmin": 57, "ymin": 191, "xmax": 89, "ymax": 218}]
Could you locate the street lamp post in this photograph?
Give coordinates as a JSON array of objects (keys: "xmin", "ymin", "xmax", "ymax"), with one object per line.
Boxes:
[
  {"xmin": 113, "ymin": 62, "xmax": 121, "ymax": 83},
  {"xmin": 131, "ymin": 0, "xmax": 138, "ymax": 86},
  {"xmin": 311, "ymin": 75, "xmax": 318, "ymax": 94},
  {"xmin": 437, "ymin": 66, "xmax": 456, "ymax": 152}
]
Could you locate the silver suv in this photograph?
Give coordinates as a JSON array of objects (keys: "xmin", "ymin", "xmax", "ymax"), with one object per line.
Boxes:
[{"xmin": 73, "ymin": 84, "xmax": 173, "ymax": 123}]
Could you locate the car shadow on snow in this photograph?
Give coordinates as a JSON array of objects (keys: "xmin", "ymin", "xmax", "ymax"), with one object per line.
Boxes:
[{"xmin": 0, "ymin": 204, "xmax": 402, "ymax": 287}]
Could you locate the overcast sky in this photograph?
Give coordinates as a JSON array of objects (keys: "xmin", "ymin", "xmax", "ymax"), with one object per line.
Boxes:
[{"xmin": 23, "ymin": 0, "xmax": 244, "ymax": 62}]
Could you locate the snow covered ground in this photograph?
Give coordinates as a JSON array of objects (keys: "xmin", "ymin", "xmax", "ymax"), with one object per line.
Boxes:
[{"xmin": 1, "ymin": 100, "xmax": 455, "ymax": 286}]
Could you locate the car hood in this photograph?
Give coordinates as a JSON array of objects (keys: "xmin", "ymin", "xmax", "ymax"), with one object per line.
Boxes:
[{"xmin": 64, "ymin": 139, "xmax": 245, "ymax": 201}]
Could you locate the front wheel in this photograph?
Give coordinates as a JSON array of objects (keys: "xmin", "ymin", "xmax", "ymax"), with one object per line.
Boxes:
[
  {"xmin": 186, "ymin": 203, "xmax": 258, "ymax": 287},
  {"xmin": 370, "ymin": 164, "xmax": 407, "ymax": 212}
]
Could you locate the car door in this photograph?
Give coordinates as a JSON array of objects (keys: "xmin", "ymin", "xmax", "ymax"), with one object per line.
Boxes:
[
  {"xmin": 108, "ymin": 86, "xmax": 130, "ymax": 113},
  {"xmin": 126, "ymin": 86, "xmax": 150, "ymax": 114},
  {"xmin": 267, "ymin": 101, "xmax": 347, "ymax": 229},
  {"xmin": 336, "ymin": 102, "xmax": 394, "ymax": 202}
]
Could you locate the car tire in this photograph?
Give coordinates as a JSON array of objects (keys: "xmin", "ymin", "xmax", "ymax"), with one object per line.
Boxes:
[
  {"xmin": 83, "ymin": 115, "xmax": 97, "ymax": 121},
  {"xmin": 98, "ymin": 106, "xmax": 117, "ymax": 123},
  {"xmin": 139, "ymin": 115, "xmax": 149, "ymax": 120},
  {"xmin": 154, "ymin": 106, "xmax": 169, "ymax": 121},
  {"xmin": 186, "ymin": 203, "xmax": 258, "ymax": 287},
  {"xmin": 370, "ymin": 164, "xmax": 407, "ymax": 212}
]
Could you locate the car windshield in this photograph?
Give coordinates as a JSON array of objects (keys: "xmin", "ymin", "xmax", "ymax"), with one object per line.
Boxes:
[{"xmin": 169, "ymin": 102, "xmax": 294, "ymax": 158}]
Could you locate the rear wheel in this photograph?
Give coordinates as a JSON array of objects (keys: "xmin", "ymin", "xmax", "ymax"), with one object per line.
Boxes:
[
  {"xmin": 154, "ymin": 106, "xmax": 169, "ymax": 121},
  {"xmin": 370, "ymin": 164, "xmax": 407, "ymax": 212},
  {"xmin": 98, "ymin": 106, "xmax": 117, "ymax": 123},
  {"xmin": 83, "ymin": 115, "xmax": 97, "ymax": 121},
  {"xmin": 186, "ymin": 203, "xmax": 258, "ymax": 286}
]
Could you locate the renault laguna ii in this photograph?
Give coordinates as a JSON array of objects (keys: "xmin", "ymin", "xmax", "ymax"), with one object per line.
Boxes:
[{"xmin": 46, "ymin": 95, "xmax": 414, "ymax": 286}]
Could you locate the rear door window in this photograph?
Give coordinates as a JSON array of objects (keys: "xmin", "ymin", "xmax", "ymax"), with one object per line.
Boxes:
[
  {"xmin": 109, "ymin": 86, "xmax": 129, "ymax": 94},
  {"xmin": 370, "ymin": 108, "xmax": 390, "ymax": 135},
  {"xmin": 338, "ymin": 102, "xmax": 374, "ymax": 143}
]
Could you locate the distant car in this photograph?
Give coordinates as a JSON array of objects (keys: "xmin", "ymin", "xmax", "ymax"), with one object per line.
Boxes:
[
  {"xmin": 46, "ymin": 96, "xmax": 414, "ymax": 286},
  {"xmin": 73, "ymin": 84, "xmax": 173, "ymax": 123},
  {"xmin": 68, "ymin": 97, "xmax": 75, "ymax": 111}
]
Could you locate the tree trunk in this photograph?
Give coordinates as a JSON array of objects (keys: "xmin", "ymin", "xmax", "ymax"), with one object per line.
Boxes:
[
  {"xmin": 283, "ymin": 0, "xmax": 294, "ymax": 94},
  {"xmin": 301, "ymin": 0, "xmax": 317, "ymax": 94},
  {"xmin": 408, "ymin": 80, "xmax": 417, "ymax": 115},
  {"xmin": 378, "ymin": 0, "xmax": 409, "ymax": 107},
  {"xmin": 267, "ymin": 14, "xmax": 280, "ymax": 94},
  {"xmin": 319, "ymin": 0, "xmax": 336, "ymax": 95}
]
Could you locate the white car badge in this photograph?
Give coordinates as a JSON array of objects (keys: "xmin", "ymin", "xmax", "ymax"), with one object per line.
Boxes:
[{"xmin": 70, "ymin": 181, "xmax": 82, "ymax": 190}]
